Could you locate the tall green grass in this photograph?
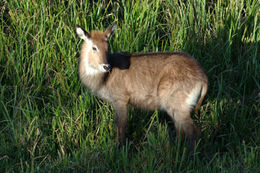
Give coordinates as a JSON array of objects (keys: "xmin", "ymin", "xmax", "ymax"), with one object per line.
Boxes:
[{"xmin": 1, "ymin": 0, "xmax": 259, "ymax": 172}]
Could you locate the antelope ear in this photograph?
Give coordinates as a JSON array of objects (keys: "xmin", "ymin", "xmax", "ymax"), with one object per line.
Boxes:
[
  {"xmin": 75, "ymin": 26, "xmax": 91, "ymax": 41},
  {"xmin": 104, "ymin": 22, "xmax": 117, "ymax": 39}
]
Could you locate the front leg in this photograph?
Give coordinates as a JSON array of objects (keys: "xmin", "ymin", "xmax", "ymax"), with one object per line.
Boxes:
[{"xmin": 113, "ymin": 103, "xmax": 128, "ymax": 147}]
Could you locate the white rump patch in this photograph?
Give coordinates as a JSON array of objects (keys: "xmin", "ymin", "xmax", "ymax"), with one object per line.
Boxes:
[{"xmin": 186, "ymin": 85, "xmax": 201, "ymax": 107}]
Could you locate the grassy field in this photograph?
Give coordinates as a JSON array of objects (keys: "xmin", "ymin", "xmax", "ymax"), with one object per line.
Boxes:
[{"xmin": 1, "ymin": 0, "xmax": 260, "ymax": 172}]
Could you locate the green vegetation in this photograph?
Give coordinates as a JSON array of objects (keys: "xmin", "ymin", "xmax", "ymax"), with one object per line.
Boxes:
[{"xmin": 1, "ymin": 0, "xmax": 259, "ymax": 172}]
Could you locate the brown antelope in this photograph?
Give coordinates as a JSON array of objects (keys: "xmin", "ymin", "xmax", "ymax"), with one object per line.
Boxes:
[{"xmin": 75, "ymin": 23, "xmax": 208, "ymax": 148}]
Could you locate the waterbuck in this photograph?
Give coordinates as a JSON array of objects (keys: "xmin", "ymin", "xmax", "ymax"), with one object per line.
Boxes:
[{"xmin": 75, "ymin": 23, "xmax": 208, "ymax": 148}]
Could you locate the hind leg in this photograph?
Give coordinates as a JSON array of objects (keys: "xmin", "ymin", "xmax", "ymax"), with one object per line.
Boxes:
[{"xmin": 167, "ymin": 109, "xmax": 200, "ymax": 149}]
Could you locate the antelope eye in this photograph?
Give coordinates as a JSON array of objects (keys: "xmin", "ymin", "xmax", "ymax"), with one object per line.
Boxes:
[{"xmin": 92, "ymin": 46, "xmax": 97, "ymax": 51}]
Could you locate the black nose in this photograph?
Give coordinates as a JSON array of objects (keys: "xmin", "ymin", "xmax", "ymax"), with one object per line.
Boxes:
[{"xmin": 103, "ymin": 64, "xmax": 111, "ymax": 71}]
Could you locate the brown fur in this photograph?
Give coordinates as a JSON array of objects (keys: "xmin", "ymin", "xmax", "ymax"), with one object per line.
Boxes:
[{"xmin": 76, "ymin": 24, "xmax": 208, "ymax": 148}]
